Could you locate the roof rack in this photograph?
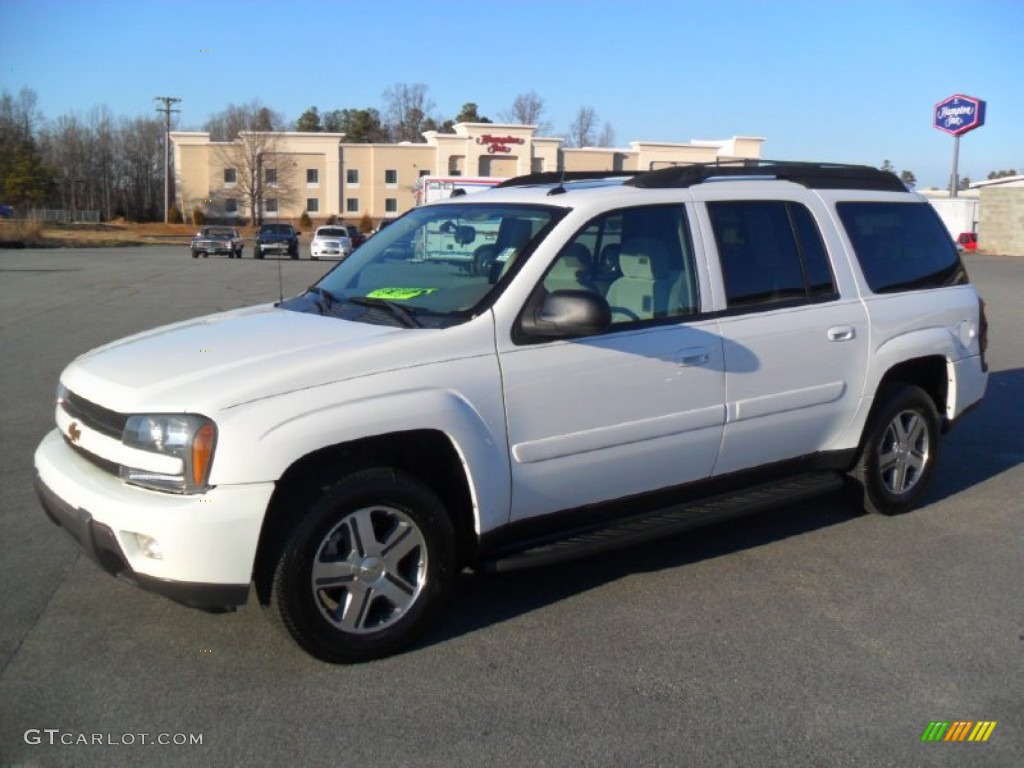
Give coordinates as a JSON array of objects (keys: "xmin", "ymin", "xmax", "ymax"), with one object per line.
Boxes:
[
  {"xmin": 627, "ymin": 160, "xmax": 907, "ymax": 192},
  {"xmin": 496, "ymin": 161, "xmax": 906, "ymax": 193},
  {"xmin": 494, "ymin": 171, "xmax": 640, "ymax": 188}
]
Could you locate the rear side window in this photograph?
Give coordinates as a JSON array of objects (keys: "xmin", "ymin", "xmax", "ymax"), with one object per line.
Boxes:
[
  {"xmin": 708, "ymin": 201, "xmax": 837, "ymax": 309},
  {"xmin": 837, "ymin": 202, "xmax": 967, "ymax": 293}
]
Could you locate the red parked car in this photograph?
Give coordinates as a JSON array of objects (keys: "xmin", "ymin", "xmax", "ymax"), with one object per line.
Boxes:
[{"xmin": 957, "ymin": 232, "xmax": 978, "ymax": 251}]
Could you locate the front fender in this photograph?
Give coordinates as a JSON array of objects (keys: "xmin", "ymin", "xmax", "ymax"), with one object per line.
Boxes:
[{"xmin": 210, "ymin": 360, "xmax": 511, "ymax": 535}]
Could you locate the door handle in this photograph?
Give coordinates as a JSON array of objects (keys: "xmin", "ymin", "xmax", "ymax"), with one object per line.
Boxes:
[
  {"xmin": 677, "ymin": 347, "xmax": 710, "ymax": 366},
  {"xmin": 827, "ymin": 326, "xmax": 856, "ymax": 342}
]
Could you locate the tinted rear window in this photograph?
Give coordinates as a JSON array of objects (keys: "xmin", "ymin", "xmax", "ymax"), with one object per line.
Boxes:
[{"xmin": 837, "ymin": 202, "xmax": 967, "ymax": 293}]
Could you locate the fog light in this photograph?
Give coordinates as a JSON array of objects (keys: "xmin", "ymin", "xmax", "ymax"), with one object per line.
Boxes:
[{"xmin": 136, "ymin": 534, "xmax": 163, "ymax": 560}]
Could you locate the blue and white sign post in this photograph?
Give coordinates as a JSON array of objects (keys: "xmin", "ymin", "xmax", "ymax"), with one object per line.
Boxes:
[{"xmin": 934, "ymin": 94, "xmax": 986, "ymax": 197}]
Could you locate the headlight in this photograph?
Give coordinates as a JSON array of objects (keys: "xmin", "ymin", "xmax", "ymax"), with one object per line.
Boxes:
[{"xmin": 121, "ymin": 414, "xmax": 217, "ymax": 494}]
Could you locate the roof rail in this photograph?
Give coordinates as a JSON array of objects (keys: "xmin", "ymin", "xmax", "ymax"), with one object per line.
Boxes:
[
  {"xmin": 627, "ymin": 160, "xmax": 907, "ymax": 192},
  {"xmin": 494, "ymin": 161, "xmax": 907, "ymax": 193},
  {"xmin": 495, "ymin": 171, "xmax": 640, "ymax": 188}
]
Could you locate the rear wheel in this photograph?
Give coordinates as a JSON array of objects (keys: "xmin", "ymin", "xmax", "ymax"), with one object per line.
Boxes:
[
  {"xmin": 268, "ymin": 468, "xmax": 456, "ymax": 663},
  {"xmin": 849, "ymin": 384, "xmax": 940, "ymax": 515}
]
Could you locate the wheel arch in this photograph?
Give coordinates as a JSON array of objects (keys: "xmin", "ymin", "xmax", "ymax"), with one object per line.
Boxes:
[
  {"xmin": 252, "ymin": 429, "xmax": 478, "ymax": 605},
  {"xmin": 874, "ymin": 356, "xmax": 948, "ymax": 422}
]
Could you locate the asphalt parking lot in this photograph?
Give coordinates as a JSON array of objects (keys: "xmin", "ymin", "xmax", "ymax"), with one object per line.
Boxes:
[{"xmin": 1, "ymin": 246, "xmax": 1021, "ymax": 767}]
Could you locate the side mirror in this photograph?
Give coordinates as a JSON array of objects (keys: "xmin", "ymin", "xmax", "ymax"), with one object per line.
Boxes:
[{"xmin": 522, "ymin": 290, "xmax": 611, "ymax": 339}]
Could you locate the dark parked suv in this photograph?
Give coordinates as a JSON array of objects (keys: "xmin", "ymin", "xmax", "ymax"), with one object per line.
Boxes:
[{"xmin": 254, "ymin": 223, "xmax": 300, "ymax": 259}]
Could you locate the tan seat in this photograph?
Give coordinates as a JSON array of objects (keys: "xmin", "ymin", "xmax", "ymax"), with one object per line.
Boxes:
[{"xmin": 606, "ymin": 238, "xmax": 674, "ymax": 321}]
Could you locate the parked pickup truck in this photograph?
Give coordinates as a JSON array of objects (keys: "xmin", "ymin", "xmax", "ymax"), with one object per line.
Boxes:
[
  {"xmin": 254, "ymin": 223, "xmax": 299, "ymax": 259},
  {"xmin": 34, "ymin": 161, "xmax": 988, "ymax": 664}
]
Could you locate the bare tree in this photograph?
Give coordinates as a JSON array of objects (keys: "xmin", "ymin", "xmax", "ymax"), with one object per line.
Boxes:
[
  {"xmin": 203, "ymin": 100, "xmax": 286, "ymax": 142},
  {"xmin": 113, "ymin": 116, "xmax": 164, "ymax": 220},
  {"xmin": 597, "ymin": 122, "xmax": 616, "ymax": 148},
  {"xmin": 568, "ymin": 106, "xmax": 600, "ymax": 148},
  {"xmin": 382, "ymin": 83, "xmax": 435, "ymax": 143},
  {"xmin": 499, "ymin": 91, "xmax": 551, "ymax": 133},
  {"xmin": 213, "ymin": 130, "xmax": 297, "ymax": 224}
]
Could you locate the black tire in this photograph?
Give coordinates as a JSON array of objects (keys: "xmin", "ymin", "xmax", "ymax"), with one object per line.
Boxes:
[
  {"xmin": 289, "ymin": 246, "xmax": 299, "ymax": 260},
  {"xmin": 235, "ymin": 247, "xmax": 243, "ymax": 259},
  {"xmin": 191, "ymin": 251, "xmax": 199, "ymax": 259},
  {"xmin": 254, "ymin": 246, "xmax": 263, "ymax": 259},
  {"xmin": 472, "ymin": 245, "xmax": 497, "ymax": 277},
  {"xmin": 849, "ymin": 384, "xmax": 940, "ymax": 516},
  {"xmin": 269, "ymin": 467, "xmax": 456, "ymax": 663}
]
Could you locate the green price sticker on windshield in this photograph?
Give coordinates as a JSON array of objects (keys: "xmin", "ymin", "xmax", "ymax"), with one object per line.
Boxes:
[{"xmin": 366, "ymin": 287, "xmax": 438, "ymax": 301}]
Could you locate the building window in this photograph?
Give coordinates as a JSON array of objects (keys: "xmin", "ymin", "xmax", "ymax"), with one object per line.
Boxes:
[
  {"xmin": 265, "ymin": 168, "xmax": 277, "ymax": 185},
  {"xmin": 385, "ymin": 198, "xmax": 398, "ymax": 213},
  {"xmin": 384, "ymin": 169, "xmax": 398, "ymax": 185},
  {"xmin": 346, "ymin": 198, "xmax": 359, "ymax": 213},
  {"xmin": 265, "ymin": 198, "xmax": 278, "ymax": 214},
  {"xmin": 225, "ymin": 197, "xmax": 237, "ymax": 213},
  {"xmin": 223, "ymin": 168, "xmax": 236, "ymax": 185},
  {"xmin": 306, "ymin": 168, "xmax": 319, "ymax": 185},
  {"xmin": 419, "ymin": 169, "xmax": 431, "ymax": 177},
  {"xmin": 306, "ymin": 198, "xmax": 320, "ymax": 213},
  {"xmin": 346, "ymin": 168, "xmax": 359, "ymax": 185}
]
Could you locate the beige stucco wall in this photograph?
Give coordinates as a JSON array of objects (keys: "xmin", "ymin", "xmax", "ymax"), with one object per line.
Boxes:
[
  {"xmin": 172, "ymin": 124, "xmax": 765, "ymax": 226},
  {"xmin": 978, "ymin": 187, "xmax": 1024, "ymax": 256}
]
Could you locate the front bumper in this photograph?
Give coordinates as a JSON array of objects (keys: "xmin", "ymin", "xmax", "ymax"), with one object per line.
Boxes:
[
  {"xmin": 193, "ymin": 245, "xmax": 235, "ymax": 254},
  {"xmin": 34, "ymin": 429, "xmax": 274, "ymax": 611},
  {"xmin": 257, "ymin": 241, "xmax": 294, "ymax": 251}
]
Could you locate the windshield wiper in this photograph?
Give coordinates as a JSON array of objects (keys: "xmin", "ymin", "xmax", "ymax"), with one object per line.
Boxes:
[
  {"xmin": 348, "ymin": 296, "xmax": 422, "ymax": 328},
  {"xmin": 306, "ymin": 286, "xmax": 338, "ymax": 314}
]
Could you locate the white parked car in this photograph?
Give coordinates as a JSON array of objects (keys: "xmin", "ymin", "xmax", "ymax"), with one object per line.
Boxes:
[
  {"xmin": 310, "ymin": 226, "xmax": 353, "ymax": 260},
  {"xmin": 34, "ymin": 161, "xmax": 988, "ymax": 663}
]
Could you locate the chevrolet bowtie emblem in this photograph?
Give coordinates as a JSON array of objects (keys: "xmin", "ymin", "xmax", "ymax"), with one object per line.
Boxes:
[{"xmin": 68, "ymin": 422, "xmax": 82, "ymax": 443}]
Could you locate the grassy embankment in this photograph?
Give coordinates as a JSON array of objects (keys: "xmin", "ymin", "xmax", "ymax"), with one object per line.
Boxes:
[{"xmin": 0, "ymin": 220, "xmax": 209, "ymax": 248}]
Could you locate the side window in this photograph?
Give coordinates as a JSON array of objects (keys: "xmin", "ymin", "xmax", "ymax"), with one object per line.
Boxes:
[
  {"xmin": 542, "ymin": 205, "xmax": 698, "ymax": 325},
  {"xmin": 836, "ymin": 202, "xmax": 966, "ymax": 293},
  {"xmin": 708, "ymin": 201, "xmax": 836, "ymax": 308},
  {"xmin": 789, "ymin": 204, "xmax": 837, "ymax": 300}
]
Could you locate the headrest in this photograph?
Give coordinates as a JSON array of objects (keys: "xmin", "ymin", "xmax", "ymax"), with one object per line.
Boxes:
[
  {"xmin": 619, "ymin": 237, "xmax": 669, "ymax": 279},
  {"xmin": 618, "ymin": 253, "xmax": 656, "ymax": 280}
]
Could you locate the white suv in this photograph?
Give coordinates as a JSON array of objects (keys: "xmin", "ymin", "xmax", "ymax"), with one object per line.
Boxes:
[
  {"xmin": 34, "ymin": 161, "xmax": 988, "ymax": 663},
  {"xmin": 309, "ymin": 225, "xmax": 353, "ymax": 260}
]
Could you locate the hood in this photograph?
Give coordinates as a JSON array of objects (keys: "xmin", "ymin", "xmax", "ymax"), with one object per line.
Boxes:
[{"xmin": 62, "ymin": 304, "xmax": 409, "ymax": 414}]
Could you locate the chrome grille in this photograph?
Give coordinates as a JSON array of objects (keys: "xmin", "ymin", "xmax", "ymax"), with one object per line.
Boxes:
[{"xmin": 61, "ymin": 390, "xmax": 127, "ymax": 439}]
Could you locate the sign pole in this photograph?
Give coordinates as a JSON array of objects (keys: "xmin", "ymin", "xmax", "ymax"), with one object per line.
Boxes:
[
  {"xmin": 950, "ymin": 134, "xmax": 960, "ymax": 198},
  {"xmin": 933, "ymin": 94, "xmax": 985, "ymax": 199}
]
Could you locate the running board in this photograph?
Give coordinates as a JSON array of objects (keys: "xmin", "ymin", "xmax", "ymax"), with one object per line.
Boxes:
[{"xmin": 479, "ymin": 472, "xmax": 843, "ymax": 572}]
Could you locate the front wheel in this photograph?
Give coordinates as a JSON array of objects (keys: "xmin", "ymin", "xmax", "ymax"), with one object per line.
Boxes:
[
  {"xmin": 254, "ymin": 246, "xmax": 263, "ymax": 259},
  {"xmin": 849, "ymin": 384, "xmax": 940, "ymax": 516},
  {"xmin": 268, "ymin": 468, "xmax": 456, "ymax": 663}
]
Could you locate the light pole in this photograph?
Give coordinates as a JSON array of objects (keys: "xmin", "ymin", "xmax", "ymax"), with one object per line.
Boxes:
[{"xmin": 155, "ymin": 96, "xmax": 182, "ymax": 222}]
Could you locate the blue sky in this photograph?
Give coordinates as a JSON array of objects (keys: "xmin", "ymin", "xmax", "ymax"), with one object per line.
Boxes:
[{"xmin": 2, "ymin": 0, "xmax": 1020, "ymax": 188}]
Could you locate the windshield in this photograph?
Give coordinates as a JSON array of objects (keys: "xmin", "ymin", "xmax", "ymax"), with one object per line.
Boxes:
[
  {"xmin": 260, "ymin": 224, "xmax": 292, "ymax": 234},
  {"xmin": 280, "ymin": 202, "xmax": 562, "ymax": 328},
  {"xmin": 204, "ymin": 227, "xmax": 235, "ymax": 237},
  {"xmin": 316, "ymin": 228, "xmax": 348, "ymax": 238}
]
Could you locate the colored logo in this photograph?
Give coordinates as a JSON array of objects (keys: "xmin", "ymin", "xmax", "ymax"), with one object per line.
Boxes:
[
  {"xmin": 921, "ymin": 721, "xmax": 997, "ymax": 742},
  {"xmin": 68, "ymin": 422, "xmax": 82, "ymax": 444},
  {"xmin": 933, "ymin": 94, "xmax": 986, "ymax": 137}
]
